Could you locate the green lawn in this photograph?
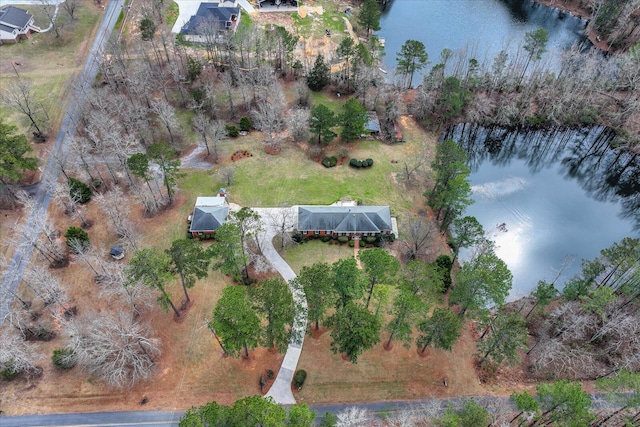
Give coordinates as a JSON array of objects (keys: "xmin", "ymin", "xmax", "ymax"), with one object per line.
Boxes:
[{"xmin": 282, "ymin": 239, "xmax": 352, "ymax": 273}]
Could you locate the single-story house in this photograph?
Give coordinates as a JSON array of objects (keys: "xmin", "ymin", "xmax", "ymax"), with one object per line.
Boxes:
[
  {"xmin": 296, "ymin": 205, "xmax": 393, "ymax": 238},
  {"xmin": 189, "ymin": 196, "xmax": 229, "ymax": 239},
  {"xmin": 180, "ymin": 2, "xmax": 240, "ymax": 43},
  {"xmin": 0, "ymin": 6, "xmax": 40, "ymax": 44}
]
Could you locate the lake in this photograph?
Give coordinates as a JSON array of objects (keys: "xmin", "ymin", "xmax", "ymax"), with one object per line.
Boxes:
[
  {"xmin": 378, "ymin": 0, "xmax": 589, "ymax": 78},
  {"xmin": 446, "ymin": 124, "xmax": 640, "ymax": 300}
]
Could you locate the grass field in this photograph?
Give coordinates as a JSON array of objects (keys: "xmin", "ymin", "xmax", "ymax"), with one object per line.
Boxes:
[{"xmin": 0, "ymin": 3, "xmax": 102, "ymax": 135}]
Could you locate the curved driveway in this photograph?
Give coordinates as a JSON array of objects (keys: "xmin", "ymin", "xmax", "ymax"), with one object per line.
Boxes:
[{"xmin": 253, "ymin": 207, "xmax": 307, "ymax": 405}]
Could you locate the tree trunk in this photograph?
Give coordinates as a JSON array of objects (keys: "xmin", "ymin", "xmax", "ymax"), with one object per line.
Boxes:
[
  {"xmin": 179, "ymin": 272, "xmax": 190, "ymax": 302},
  {"xmin": 165, "ymin": 292, "xmax": 180, "ymax": 317}
]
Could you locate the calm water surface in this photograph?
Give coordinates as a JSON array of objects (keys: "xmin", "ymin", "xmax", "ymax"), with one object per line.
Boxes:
[
  {"xmin": 379, "ymin": 0, "xmax": 589, "ymax": 77},
  {"xmin": 447, "ymin": 125, "xmax": 640, "ymax": 300}
]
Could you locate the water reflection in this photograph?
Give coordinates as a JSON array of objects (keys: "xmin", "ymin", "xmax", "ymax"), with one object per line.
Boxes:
[{"xmin": 446, "ymin": 124, "xmax": 640, "ymax": 297}]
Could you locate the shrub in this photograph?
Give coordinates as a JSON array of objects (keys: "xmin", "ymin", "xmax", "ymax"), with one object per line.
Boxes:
[
  {"xmin": 226, "ymin": 124, "xmax": 239, "ymax": 137},
  {"xmin": 68, "ymin": 177, "xmax": 91, "ymax": 203},
  {"xmin": 52, "ymin": 348, "xmax": 77, "ymax": 370},
  {"xmin": 321, "ymin": 235, "xmax": 331, "ymax": 242},
  {"xmin": 349, "ymin": 158, "xmax": 374, "ymax": 169},
  {"xmin": 349, "ymin": 240, "xmax": 355, "ymax": 247},
  {"xmin": 338, "ymin": 236, "xmax": 349, "ymax": 243},
  {"xmin": 366, "ymin": 236, "xmax": 377, "ymax": 244},
  {"xmin": 239, "ymin": 116, "xmax": 253, "ymax": 132},
  {"xmin": 292, "ymin": 232, "xmax": 303, "ymax": 243},
  {"xmin": 293, "ymin": 369, "xmax": 307, "ymax": 389},
  {"xmin": 0, "ymin": 360, "xmax": 19, "ymax": 380},
  {"xmin": 321, "ymin": 156, "xmax": 338, "ymax": 168},
  {"xmin": 65, "ymin": 226, "xmax": 90, "ymax": 253}
]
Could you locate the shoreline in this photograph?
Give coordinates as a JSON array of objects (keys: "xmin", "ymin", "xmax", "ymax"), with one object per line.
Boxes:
[{"xmin": 531, "ymin": 0, "xmax": 612, "ymax": 52}]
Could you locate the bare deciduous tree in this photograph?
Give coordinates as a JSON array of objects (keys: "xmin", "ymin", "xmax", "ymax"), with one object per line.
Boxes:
[
  {"xmin": 286, "ymin": 107, "xmax": 310, "ymax": 142},
  {"xmin": 0, "ymin": 329, "xmax": 40, "ymax": 378},
  {"xmin": 400, "ymin": 216, "xmax": 438, "ymax": 260},
  {"xmin": 219, "ymin": 166, "xmax": 235, "ymax": 186},
  {"xmin": 267, "ymin": 207, "xmax": 296, "ymax": 249},
  {"xmin": 0, "ymin": 79, "xmax": 48, "ymax": 140},
  {"xmin": 151, "ymin": 99, "xmax": 180, "ymax": 149},
  {"xmin": 66, "ymin": 311, "xmax": 161, "ymax": 388}
]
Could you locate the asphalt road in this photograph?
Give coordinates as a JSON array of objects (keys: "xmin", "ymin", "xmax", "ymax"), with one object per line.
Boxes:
[{"xmin": 0, "ymin": 0, "xmax": 125, "ymax": 324}]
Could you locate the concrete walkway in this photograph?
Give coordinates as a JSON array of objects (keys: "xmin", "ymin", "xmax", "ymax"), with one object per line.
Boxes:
[{"xmin": 253, "ymin": 207, "xmax": 307, "ymax": 405}]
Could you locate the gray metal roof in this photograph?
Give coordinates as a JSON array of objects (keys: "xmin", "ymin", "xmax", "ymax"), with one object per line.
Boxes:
[
  {"xmin": 190, "ymin": 206, "xmax": 228, "ymax": 232},
  {"xmin": 297, "ymin": 206, "xmax": 392, "ymax": 233},
  {"xmin": 365, "ymin": 112, "xmax": 380, "ymax": 133},
  {"xmin": 0, "ymin": 6, "xmax": 31, "ymax": 29}
]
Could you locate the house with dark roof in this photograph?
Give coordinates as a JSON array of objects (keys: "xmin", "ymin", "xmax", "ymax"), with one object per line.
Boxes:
[
  {"xmin": 296, "ymin": 206, "xmax": 393, "ymax": 239},
  {"xmin": 180, "ymin": 2, "xmax": 240, "ymax": 43},
  {"xmin": 0, "ymin": 6, "xmax": 39, "ymax": 44},
  {"xmin": 189, "ymin": 196, "xmax": 229, "ymax": 239}
]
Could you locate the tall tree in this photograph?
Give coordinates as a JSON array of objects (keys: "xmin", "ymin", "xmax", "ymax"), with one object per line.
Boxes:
[
  {"xmin": 327, "ymin": 302, "xmax": 381, "ymax": 363},
  {"xmin": 425, "ymin": 139, "xmax": 473, "ymax": 232},
  {"xmin": 357, "ymin": 0, "xmax": 381, "ymax": 36},
  {"xmin": 209, "ymin": 286, "xmax": 261, "ymax": 358},
  {"xmin": 308, "ymin": 104, "xmax": 337, "ymax": 145},
  {"xmin": 147, "ymin": 141, "xmax": 181, "ymax": 204},
  {"xmin": 416, "ymin": 307, "xmax": 462, "ymax": 353},
  {"xmin": 332, "ymin": 258, "xmax": 365, "ymax": 309},
  {"xmin": 297, "ymin": 262, "xmax": 335, "ymax": 331},
  {"xmin": 126, "ymin": 247, "xmax": 180, "ymax": 318},
  {"xmin": 438, "ymin": 399, "xmax": 491, "ymax": 427},
  {"xmin": 230, "ymin": 207, "xmax": 262, "ymax": 281},
  {"xmin": 476, "ymin": 311, "xmax": 527, "ymax": 368},
  {"xmin": 165, "ymin": 238, "xmax": 211, "ymax": 304},
  {"xmin": 520, "ymin": 27, "xmax": 549, "ymax": 83},
  {"xmin": 449, "ymin": 216, "xmax": 484, "ymax": 264},
  {"xmin": 249, "ymin": 278, "xmax": 296, "ymax": 353},
  {"xmin": 336, "ymin": 37, "xmax": 357, "ymax": 90},
  {"xmin": 0, "ymin": 119, "xmax": 38, "ymax": 189},
  {"xmin": 536, "ymin": 380, "xmax": 595, "ymax": 426},
  {"xmin": 307, "ymin": 54, "xmax": 330, "ymax": 91},
  {"xmin": 339, "ymin": 98, "xmax": 368, "ymax": 143},
  {"xmin": 359, "ymin": 248, "xmax": 399, "ymax": 309},
  {"xmin": 450, "ymin": 247, "xmax": 512, "ymax": 319},
  {"xmin": 209, "ymin": 222, "xmax": 246, "ymax": 283},
  {"xmin": 525, "ymin": 279, "xmax": 559, "ymax": 318},
  {"xmin": 509, "ymin": 391, "xmax": 540, "ymax": 425},
  {"xmin": 396, "ymin": 39, "xmax": 428, "ymax": 88}
]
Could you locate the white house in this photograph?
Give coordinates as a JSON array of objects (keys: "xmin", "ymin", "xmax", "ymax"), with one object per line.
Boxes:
[{"xmin": 0, "ymin": 6, "xmax": 40, "ymax": 44}]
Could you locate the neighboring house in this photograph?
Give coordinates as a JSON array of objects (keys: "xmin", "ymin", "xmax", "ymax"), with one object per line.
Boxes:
[
  {"xmin": 0, "ymin": 6, "xmax": 40, "ymax": 44},
  {"xmin": 180, "ymin": 2, "xmax": 240, "ymax": 43},
  {"xmin": 296, "ymin": 205, "xmax": 393, "ymax": 239},
  {"xmin": 256, "ymin": 0, "xmax": 298, "ymax": 9},
  {"xmin": 189, "ymin": 196, "xmax": 229, "ymax": 239}
]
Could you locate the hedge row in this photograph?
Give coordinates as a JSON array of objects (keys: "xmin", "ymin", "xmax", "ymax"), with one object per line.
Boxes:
[{"xmin": 349, "ymin": 158, "xmax": 374, "ymax": 168}]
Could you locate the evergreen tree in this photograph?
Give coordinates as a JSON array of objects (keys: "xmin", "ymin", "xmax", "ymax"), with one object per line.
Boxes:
[
  {"xmin": 307, "ymin": 54, "xmax": 330, "ymax": 91},
  {"xmin": 339, "ymin": 98, "xmax": 368, "ymax": 142}
]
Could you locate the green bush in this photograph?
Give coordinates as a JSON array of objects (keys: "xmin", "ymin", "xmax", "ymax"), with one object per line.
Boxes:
[
  {"xmin": 68, "ymin": 177, "xmax": 91, "ymax": 203},
  {"xmin": 366, "ymin": 236, "xmax": 377, "ymax": 244},
  {"xmin": 239, "ymin": 116, "xmax": 253, "ymax": 132},
  {"xmin": 65, "ymin": 226, "xmax": 90, "ymax": 253},
  {"xmin": 293, "ymin": 369, "xmax": 307, "ymax": 389},
  {"xmin": 338, "ymin": 236, "xmax": 349, "ymax": 243},
  {"xmin": 349, "ymin": 240, "xmax": 355, "ymax": 247},
  {"xmin": 52, "ymin": 348, "xmax": 77, "ymax": 370},
  {"xmin": 226, "ymin": 124, "xmax": 239, "ymax": 137},
  {"xmin": 321, "ymin": 156, "xmax": 338, "ymax": 168},
  {"xmin": 0, "ymin": 359, "xmax": 19, "ymax": 380},
  {"xmin": 349, "ymin": 158, "xmax": 374, "ymax": 169},
  {"xmin": 321, "ymin": 235, "xmax": 331, "ymax": 242}
]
